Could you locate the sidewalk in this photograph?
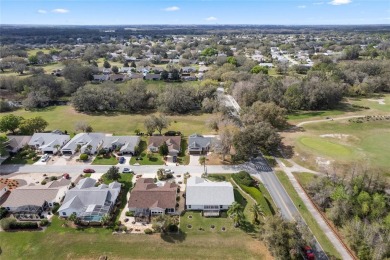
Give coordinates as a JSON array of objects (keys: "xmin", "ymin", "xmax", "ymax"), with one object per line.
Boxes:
[{"xmin": 276, "ymin": 158, "xmax": 354, "ymax": 260}]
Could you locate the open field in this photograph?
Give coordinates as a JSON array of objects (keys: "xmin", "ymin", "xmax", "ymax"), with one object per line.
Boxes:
[
  {"xmin": 275, "ymin": 171, "xmax": 341, "ymax": 259},
  {"xmin": 0, "ymin": 215, "xmax": 271, "ymax": 260},
  {"xmin": 0, "ymin": 106, "xmax": 215, "ymax": 136}
]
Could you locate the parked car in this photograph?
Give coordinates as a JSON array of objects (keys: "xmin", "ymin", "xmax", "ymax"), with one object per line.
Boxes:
[
  {"xmin": 302, "ymin": 246, "xmax": 315, "ymax": 260},
  {"xmin": 40, "ymin": 154, "xmax": 50, "ymax": 162},
  {"xmin": 118, "ymin": 157, "xmax": 125, "ymax": 164},
  {"xmin": 83, "ymin": 168, "xmax": 95, "ymax": 173},
  {"xmin": 123, "ymin": 168, "xmax": 133, "ymax": 173},
  {"xmin": 164, "ymin": 169, "xmax": 174, "ymax": 174},
  {"xmin": 63, "ymin": 173, "xmax": 70, "ymax": 179}
]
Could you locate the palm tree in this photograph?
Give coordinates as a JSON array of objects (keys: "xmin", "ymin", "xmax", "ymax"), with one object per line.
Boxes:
[
  {"xmin": 86, "ymin": 144, "xmax": 93, "ymax": 155},
  {"xmin": 53, "ymin": 144, "xmax": 61, "ymax": 155},
  {"xmin": 199, "ymin": 156, "xmax": 206, "ymax": 174},
  {"xmin": 250, "ymin": 203, "xmax": 265, "ymax": 225},
  {"xmin": 228, "ymin": 202, "xmax": 244, "ymax": 227}
]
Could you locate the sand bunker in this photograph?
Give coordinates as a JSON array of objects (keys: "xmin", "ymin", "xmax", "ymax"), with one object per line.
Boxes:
[
  {"xmin": 367, "ymin": 98, "xmax": 386, "ymax": 105},
  {"xmin": 320, "ymin": 134, "xmax": 350, "ymax": 139}
]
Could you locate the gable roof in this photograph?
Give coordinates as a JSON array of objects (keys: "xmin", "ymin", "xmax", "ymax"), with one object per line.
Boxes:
[
  {"xmin": 101, "ymin": 136, "xmax": 140, "ymax": 151},
  {"xmin": 148, "ymin": 136, "xmax": 181, "ymax": 153},
  {"xmin": 185, "ymin": 177, "xmax": 234, "ymax": 206},
  {"xmin": 59, "ymin": 179, "xmax": 121, "ymax": 212},
  {"xmin": 61, "ymin": 133, "xmax": 105, "ymax": 152},
  {"xmin": 128, "ymin": 178, "xmax": 177, "ymax": 209},
  {"xmin": 2, "ymin": 179, "xmax": 70, "ymax": 208},
  {"xmin": 188, "ymin": 134, "xmax": 213, "ymax": 150},
  {"xmin": 28, "ymin": 133, "xmax": 70, "ymax": 149},
  {"xmin": 5, "ymin": 135, "xmax": 32, "ymax": 153}
]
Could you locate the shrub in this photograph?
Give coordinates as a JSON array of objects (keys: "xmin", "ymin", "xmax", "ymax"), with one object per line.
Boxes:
[
  {"xmin": 10, "ymin": 221, "xmax": 39, "ymax": 230},
  {"xmin": 232, "ymin": 171, "xmax": 255, "ymax": 187},
  {"xmin": 0, "ymin": 217, "xmax": 16, "ymax": 230},
  {"xmin": 125, "ymin": 211, "xmax": 134, "ymax": 217},
  {"xmin": 144, "ymin": 228, "xmax": 153, "ymax": 234},
  {"xmin": 176, "ymin": 196, "xmax": 180, "ymax": 201},
  {"xmin": 79, "ymin": 153, "xmax": 89, "ymax": 161},
  {"xmin": 168, "ymin": 224, "xmax": 178, "ymax": 232},
  {"xmin": 49, "ymin": 176, "xmax": 58, "ymax": 181},
  {"xmin": 40, "ymin": 219, "xmax": 49, "ymax": 226},
  {"xmin": 166, "ymin": 173, "xmax": 173, "ymax": 179},
  {"xmin": 41, "ymin": 180, "xmax": 47, "ymax": 185},
  {"xmin": 52, "ymin": 203, "xmax": 60, "ymax": 214},
  {"xmin": 0, "ymin": 207, "xmax": 8, "ymax": 220}
]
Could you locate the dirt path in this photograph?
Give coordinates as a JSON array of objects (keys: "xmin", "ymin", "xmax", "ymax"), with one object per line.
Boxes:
[{"xmin": 296, "ymin": 115, "xmax": 365, "ymax": 127}]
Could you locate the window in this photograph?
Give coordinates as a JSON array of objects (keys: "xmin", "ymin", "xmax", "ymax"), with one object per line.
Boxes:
[
  {"xmin": 204, "ymin": 205, "xmax": 218, "ymax": 210},
  {"xmin": 188, "ymin": 205, "xmax": 191, "ymax": 209},
  {"xmin": 220, "ymin": 205, "xmax": 223, "ymax": 209},
  {"xmin": 62, "ymin": 212, "xmax": 66, "ymax": 216},
  {"xmin": 6, "ymin": 207, "xmax": 10, "ymax": 210}
]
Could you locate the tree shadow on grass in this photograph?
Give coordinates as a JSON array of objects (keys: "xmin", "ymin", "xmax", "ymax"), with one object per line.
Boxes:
[{"xmin": 160, "ymin": 230, "xmax": 187, "ymax": 243}]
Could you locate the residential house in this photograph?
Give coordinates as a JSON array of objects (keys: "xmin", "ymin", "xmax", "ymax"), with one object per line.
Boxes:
[
  {"xmin": 101, "ymin": 136, "xmax": 140, "ymax": 155},
  {"xmin": 188, "ymin": 134, "xmax": 213, "ymax": 155},
  {"xmin": 129, "ymin": 73, "xmax": 144, "ymax": 79},
  {"xmin": 92, "ymin": 74, "xmax": 109, "ymax": 83},
  {"xmin": 28, "ymin": 133, "xmax": 70, "ymax": 154},
  {"xmin": 110, "ymin": 74, "xmax": 127, "ymax": 82},
  {"xmin": 2, "ymin": 178, "xmax": 71, "ymax": 215},
  {"xmin": 144, "ymin": 73, "xmax": 161, "ymax": 80},
  {"xmin": 5, "ymin": 135, "xmax": 32, "ymax": 153},
  {"xmin": 58, "ymin": 178, "xmax": 121, "ymax": 222},
  {"xmin": 181, "ymin": 67, "xmax": 197, "ymax": 76},
  {"xmin": 148, "ymin": 136, "xmax": 181, "ymax": 157},
  {"xmin": 185, "ymin": 176, "xmax": 234, "ymax": 216},
  {"xmin": 61, "ymin": 133, "xmax": 105, "ymax": 155},
  {"xmin": 127, "ymin": 178, "xmax": 178, "ymax": 222}
]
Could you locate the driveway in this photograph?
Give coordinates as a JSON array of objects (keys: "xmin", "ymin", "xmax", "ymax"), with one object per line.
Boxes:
[{"xmin": 189, "ymin": 155, "xmax": 201, "ymax": 166}]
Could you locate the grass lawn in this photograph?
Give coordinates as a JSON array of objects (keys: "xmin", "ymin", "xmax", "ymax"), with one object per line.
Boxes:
[
  {"xmin": 129, "ymin": 139, "xmax": 164, "ymax": 165},
  {"xmin": 287, "ymin": 109, "xmax": 345, "ymax": 121},
  {"xmin": 212, "ymin": 174, "xmax": 274, "ymax": 216},
  {"xmin": 0, "ymin": 218, "xmax": 271, "ymax": 259},
  {"xmin": 275, "ymin": 171, "xmax": 341, "ymax": 259},
  {"xmin": 177, "ymin": 138, "xmax": 190, "ymax": 165},
  {"xmin": 1, "ymin": 106, "xmax": 215, "ymax": 136},
  {"xmin": 92, "ymin": 154, "xmax": 118, "ymax": 165},
  {"xmin": 293, "ymin": 172, "xmax": 318, "ymax": 188}
]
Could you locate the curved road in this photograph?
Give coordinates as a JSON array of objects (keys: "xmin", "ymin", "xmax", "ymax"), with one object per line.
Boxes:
[{"xmin": 296, "ymin": 115, "xmax": 365, "ymax": 127}]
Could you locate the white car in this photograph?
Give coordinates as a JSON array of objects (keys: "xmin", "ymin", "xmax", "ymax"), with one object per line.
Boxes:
[
  {"xmin": 165, "ymin": 169, "xmax": 174, "ymax": 174},
  {"xmin": 123, "ymin": 168, "xmax": 134, "ymax": 173},
  {"xmin": 40, "ymin": 154, "xmax": 50, "ymax": 162}
]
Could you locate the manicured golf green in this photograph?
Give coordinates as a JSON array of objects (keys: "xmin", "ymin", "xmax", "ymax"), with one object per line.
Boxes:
[{"xmin": 298, "ymin": 137, "xmax": 353, "ymax": 158}]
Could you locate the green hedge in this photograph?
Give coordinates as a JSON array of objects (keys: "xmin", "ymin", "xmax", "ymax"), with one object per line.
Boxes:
[{"xmin": 10, "ymin": 221, "xmax": 39, "ymax": 230}]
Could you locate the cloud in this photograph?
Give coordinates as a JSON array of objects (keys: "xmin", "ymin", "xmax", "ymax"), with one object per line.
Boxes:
[
  {"xmin": 313, "ymin": 2, "xmax": 324, "ymax": 5},
  {"xmin": 329, "ymin": 0, "xmax": 352, "ymax": 5},
  {"xmin": 37, "ymin": 9, "xmax": 47, "ymax": 14},
  {"xmin": 297, "ymin": 5, "xmax": 306, "ymax": 8},
  {"xmin": 205, "ymin": 16, "xmax": 217, "ymax": 21},
  {"xmin": 163, "ymin": 6, "xmax": 180, "ymax": 11},
  {"xmin": 51, "ymin": 9, "xmax": 69, "ymax": 13}
]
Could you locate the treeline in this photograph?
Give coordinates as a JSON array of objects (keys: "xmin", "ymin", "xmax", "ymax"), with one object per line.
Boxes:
[
  {"xmin": 305, "ymin": 172, "xmax": 390, "ymax": 259},
  {"xmin": 219, "ymin": 59, "xmax": 390, "ymax": 111},
  {"xmin": 71, "ymin": 79, "xmax": 219, "ymax": 114}
]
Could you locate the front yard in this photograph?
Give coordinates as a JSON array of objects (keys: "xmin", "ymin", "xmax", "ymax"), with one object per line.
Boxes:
[
  {"xmin": 92, "ymin": 153, "xmax": 118, "ymax": 165},
  {"xmin": 129, "ymin": 140, "xmax": 164, "ymax": 165},
  {"xmin": 3, "ymin": 146, "xmax": 41, "ymax": 165}
]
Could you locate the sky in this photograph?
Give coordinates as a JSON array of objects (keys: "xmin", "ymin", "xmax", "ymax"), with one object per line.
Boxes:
[{"xmin": 0, "ymin": 0, "xmax": 389, "ymax": 25}]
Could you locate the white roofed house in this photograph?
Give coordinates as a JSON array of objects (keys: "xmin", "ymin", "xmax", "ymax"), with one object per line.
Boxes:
[
  {"xmin": 101, "ymin": 136, "xmax": 141, "ymax": 155},
  {"xmin": 61, "ymin": 133, "xmax": 105, "ymax": 155},
  {"xmin": 188, "ymin": 134, "xmax": 213, "ymax": 155},
  {"xmin": 28, "ymin": 133, "xmax": 70, "ymax": 154},
  {"xmin": 185, "ymin": 176, "xmax": 235, "ymax": 217},
  {"xmin": 58, "ymin": 177, "xmax": 121, "ymax": 222}
]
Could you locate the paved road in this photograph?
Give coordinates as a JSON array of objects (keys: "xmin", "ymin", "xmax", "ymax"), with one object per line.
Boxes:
[{"xmin": 246, "ymin": 157, "xmax": 328, "ymax": 260}]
